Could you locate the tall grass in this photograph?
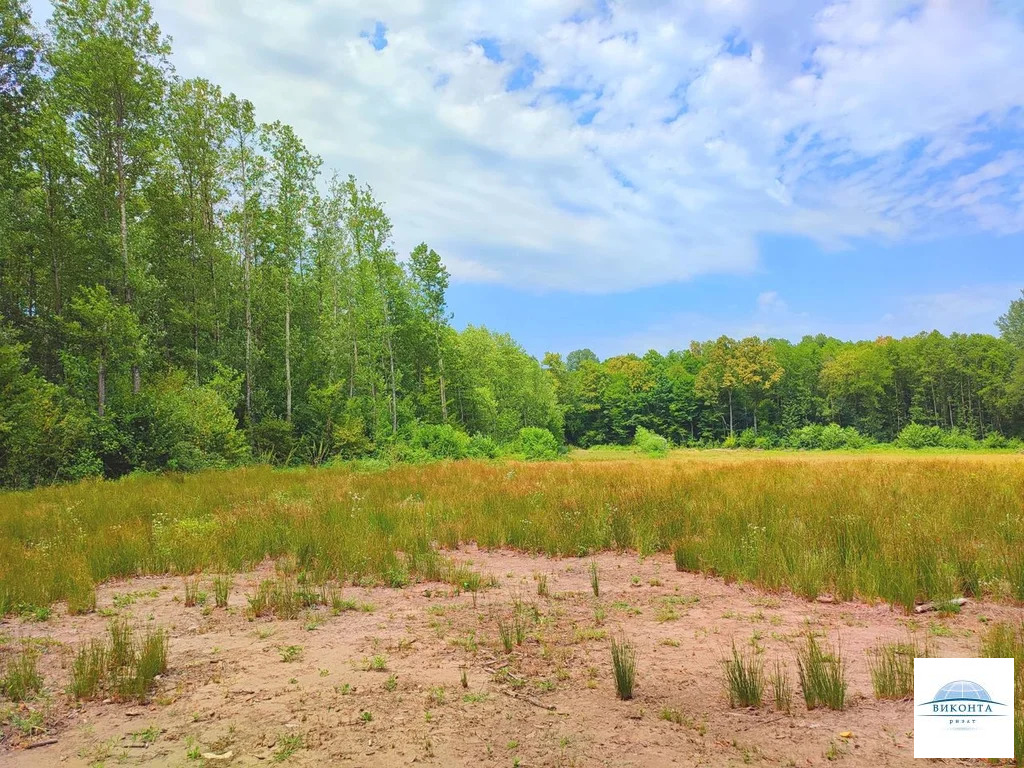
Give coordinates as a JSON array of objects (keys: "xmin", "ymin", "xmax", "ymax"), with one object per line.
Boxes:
[
  {"xmin": 868, "ymin": 637, "xmax": 928, "ymax": 700},
  {"xmin": 68, "ymin": 619, "xmax": 168, "ymax": 702},
  {"xmin": 724, "ymin": 642, "xmax": 764, "ymax": 708},
  {"xmin": 610, "ymin": 634, "xmax": 636, "ymax": 700},
  {"xmin": 1, "ymin": 455, "xmax": 1023, "ymax": 613},
  {"xmin": 1, "ymin": 646, "xmax": 43, "ymax": 701},
  {"xmin": 796, "ymin": 634, "xmax": 847, "ymax": 711},
  {"xmin": 980, "ymin": 622, "xmax": 1023, "ymax": 766}
]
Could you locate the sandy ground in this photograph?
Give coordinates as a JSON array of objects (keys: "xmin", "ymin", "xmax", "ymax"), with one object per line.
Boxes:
[{"xmin": 1, "ymin": 549, "xmax": 1020, "ymax": 768}]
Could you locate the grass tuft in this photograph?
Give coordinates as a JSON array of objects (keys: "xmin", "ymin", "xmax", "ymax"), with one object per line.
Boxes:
[
  {"xmin": 796, "ymin": 634, "xmax": 847, "ymax": 711},
  {"xmin": 1, "ymin": 646, "xmax": 43, "ymax": 701},
  {"xmin": 610, "ymin": 633, "xmax": 636, "ymax": 700},
  {"xmin": 724, "ymin": 641, "xmax": 763, "ymax": 708},
  {"xmin": 868, "ymin": 637, "xmax": 927, "ymax": 700},
  {"xmin": 589, "ymin": 561, "xmax": 600, "ymax": 598}
]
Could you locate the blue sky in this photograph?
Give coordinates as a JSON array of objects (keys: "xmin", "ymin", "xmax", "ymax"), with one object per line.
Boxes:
[{"xmin": 30, "ymin": 0, "xmax": 1024, "ymax": 358}]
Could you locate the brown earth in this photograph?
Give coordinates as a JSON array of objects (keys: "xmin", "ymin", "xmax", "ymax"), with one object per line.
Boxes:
[{"xmin": 1, "ymin": 548, "xmax": 1019, "ymax": 767}]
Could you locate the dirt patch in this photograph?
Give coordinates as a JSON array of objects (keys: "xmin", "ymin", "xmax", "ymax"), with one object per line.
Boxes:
[{"xmin": 1, "ymin": 548, "xmax": 1019, "ymax": 767}]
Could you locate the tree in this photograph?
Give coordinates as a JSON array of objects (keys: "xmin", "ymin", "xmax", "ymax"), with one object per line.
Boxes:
[
  {"xmin": 48, "ymin": 0, "xmax": 171, "ymax": 393},
  {"xmin": 409, "ymin": 242, "xmax": 451, "ymax": 421},
  {"xmin": 997, "ymin": 290, "xmax": 1024, "ymax": 350},
  {"xmin": 62, "ymin": 285, "xmax": 143, "ymax": 417}
]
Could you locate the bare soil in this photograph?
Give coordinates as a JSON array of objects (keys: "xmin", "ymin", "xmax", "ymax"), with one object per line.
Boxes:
[{"xmin": 2, "ymin": 549, "xmax": 1020, "ymax": 767}]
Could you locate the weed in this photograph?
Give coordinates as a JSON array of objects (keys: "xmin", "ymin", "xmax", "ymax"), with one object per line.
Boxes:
[
  {"xmin": 69, "ymin": 639, "xmax": 107, "ymax": 699},
  {"xmin": 279, "ymin": 645, "xmax": 303, "ymax": 663},
  {"xmin": 536, "ymin": 573, "xmax": 549, "ymax": 597},
  {"xmin": 770, "ymin": 659, "xmax": 792, "ymax": 713},
  {"xmin": 384, "ymin": 674, "xmax": 398, "ymax": 692},
  {"xmin": 869, "ymin": 638, "xmax": 927, "ymax": 699},
  {"xmin": 213, "ymin": 576, "xmax": 232, "ymax": 608},
  {"xmin": 360, "ymin": 710, "xmax": 373, "ymax": 722},
  {"xmin": 724, "ymin": 641, "xmax": 763, "ymax": 708},
  {"xmin": 797, "ymin": 634, "xmax": 847, "ymax": 710},
  {"xmin": 590, "ymin": 561, "xmax": 600, "ymax": 598},
  {"xmin": 610, "ymin": 633, "xmax": 636, "ymax": 700},
  {"xmin": 183, "ymin": 577, "xmax": 201, "ymax": 607},
  {"xmin": 273, "ymin": 733, "xmax": 303, "ymax": 762},
  {"xmin": 1, "ymin": 646, "xmax": 43, "ymax": 701}
]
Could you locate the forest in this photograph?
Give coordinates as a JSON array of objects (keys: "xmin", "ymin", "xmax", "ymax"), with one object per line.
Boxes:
[{"xmin": 3, "ymin": 0, "xmax": 1024, "ymax": 489}]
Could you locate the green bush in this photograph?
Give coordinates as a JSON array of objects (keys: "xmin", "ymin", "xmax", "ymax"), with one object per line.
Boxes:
[
  {"xmin": 737, "ymin": 428, "xmax": 757, "ymax": 449},
  {"xmin": 466, "ymin": 433, "xmax": 499, "ymax": 459},
  {"xmin": 788, "ymin": 424, "xmax": 866, "ymax": 450},
  {"xmin": 895, "ymin": 423, "xmax": 943, "ymax": 449},
  {"xmin": 633, "ymin": 426, "xmax": 669, "ymax": 456},
  {"xmin": 939, "ymin": 428, "xmax": 978, "ymax": 450},
  {"xmin": 249, "ymin": 417, "xmax": 295, "ymax": 464},
  {"xmin": 410, "ymin": 424, "xmax": 471, "ymax": 460},
  {"xmin": 519, "ymin": 427, "xmax": 559, "ymax": 461}
]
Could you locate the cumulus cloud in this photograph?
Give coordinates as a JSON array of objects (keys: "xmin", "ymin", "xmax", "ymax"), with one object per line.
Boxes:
[{"xmin": 30, "ymin": 0, "xmax": 1024, "ymax": 292}]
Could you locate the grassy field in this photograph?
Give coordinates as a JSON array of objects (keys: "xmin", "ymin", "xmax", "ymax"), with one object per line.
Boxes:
[{"xmin": 2, "ymin": 450, "xmax": 1023, "ymax": 615}]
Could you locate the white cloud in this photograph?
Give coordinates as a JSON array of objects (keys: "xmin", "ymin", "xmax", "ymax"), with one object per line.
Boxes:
[{"xmin": 29, "ymin": 0, "xmax": 1024, "ymax": 292}]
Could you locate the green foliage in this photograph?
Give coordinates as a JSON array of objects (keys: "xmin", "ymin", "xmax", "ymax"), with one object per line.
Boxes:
[
  {"xmin": 410, "ymin": 423, "xmax": 470, "ymax": 460},
  {"xmin": 869, "ymin": 639, "xmax": 927, "ymax": 700},
  {"xmin": 788, "ymin": 424, "xmax": 867, "ymax": 450},
  {"xmin": 519, "ymin": 427, "xmax": 559, "ymax": 461},
  {"xmin": 633, "ymin": 426, "xmax": 669, "ymax": 456}
]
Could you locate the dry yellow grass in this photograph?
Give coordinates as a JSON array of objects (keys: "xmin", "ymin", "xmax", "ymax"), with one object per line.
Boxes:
[{"xmin": 2, "ymin": 451, "xmax": 1022, "ymax": 613}]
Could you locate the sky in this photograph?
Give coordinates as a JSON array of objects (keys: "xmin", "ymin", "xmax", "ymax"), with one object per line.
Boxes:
[{"xmin": 29, "ymin": 0, "xmax": 1024, "ymax": 358}]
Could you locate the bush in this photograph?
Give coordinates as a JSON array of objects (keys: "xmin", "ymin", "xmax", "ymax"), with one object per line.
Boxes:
[
  {"xmin": 519, "ymin": 427, "xmax": 559, "ymax": 461},
  {"xmin": 788, "ymin": 424, "xmax": 866, "ymax": 450},
  {"xmin": 940, "ymin": 428, "xmax": 978, "ymax": 450},
  {"xmin": 895, "ymin": 423, "xmax": 943, "ymax": 449},
  {"xmin": 249, "ymin": 417, "xmax": 295, "ymax": 464},
  {"xmin": 737, "ymin": 428, "xmax": 757, "ymax": 449},
  {"xmin": 410, "ymin": 424, "xmax": 472, "ymax": 460},
  {"xmin": 633, "ymin": 426, "xmax": 669, "ymax": 456},
  {"xmin": 983, "ymin": 431, "xmax": 1009, "ymax": 449},
  {"xmin": 466, "ymin": 433, "xmax": 499, "ymax": 459}
]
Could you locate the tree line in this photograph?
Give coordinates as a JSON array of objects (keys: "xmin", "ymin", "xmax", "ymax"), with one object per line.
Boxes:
[{"xmin": 1, "ymin": 0, "xmax": 1023, "ymax": 488}]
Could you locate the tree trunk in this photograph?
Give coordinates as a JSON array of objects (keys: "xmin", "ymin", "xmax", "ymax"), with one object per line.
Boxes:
[
  {"xmin": 97, "ymin": 358, "xmax": 106, "ymax": 418},
  {"xmin": 437, "ymin": 336, "xmax": 448, "ymax": 421},
  {"xmin": 728, "ymin": 389, "xmax": 734, "ymax": 438},
  {"xmin": 285, "ymin": 271, "xmax": 292, "ymax": 422},
  {"xmin": 240, "ymin": 149, "xmax": 253, "ymax": 423}
]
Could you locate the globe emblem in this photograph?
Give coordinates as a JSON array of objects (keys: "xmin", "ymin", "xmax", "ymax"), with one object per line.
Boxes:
[{"xmin": 933, "ymin": 681, "xmax": 994, "ymax": 702}]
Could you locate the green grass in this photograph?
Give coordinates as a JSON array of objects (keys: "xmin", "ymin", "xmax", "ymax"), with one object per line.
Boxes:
[
  {"xmin": 796, "ymin": 634, "xmax": 847, "ymax": 711},
  {"xmin": 68, "ymin": 619, "xmax": 168, "ymax": 702},
  {"xmin": 589, "ymin": 561, "xmax": 600, "ymax": 598},
  {"xmin": 610, "ymin": 633, "xmax": 636, "ymax": 700},
  {"xmin": 1, "ymin": 645, "xmax": 43, "ymax": 701},
  {"xmin": 213, "ymin": 575, "xmax": 232, "ymax": 608},
  {"xmin": 770, "ymin": 659, "xmax": 792, "ymax": 713},
  {"xmin": 724, "ymin": 642, "xmax": 764, "ymax": 708},
  {"xmin": 1, "ymin": 454, "xmax": 1023, "ymax": 614},
  {"xmin": 868, "ymin": 638, "xmax": 928, "ymax": 700},
  {"xmin": 980, "ymin": 622, "xmax": 1023, "ymax": 766}
]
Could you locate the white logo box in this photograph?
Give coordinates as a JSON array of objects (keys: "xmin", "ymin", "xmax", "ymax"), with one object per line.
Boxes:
[{"xmin": 913, "ymin": 657, "xmax": 1015, "ymax": 759}]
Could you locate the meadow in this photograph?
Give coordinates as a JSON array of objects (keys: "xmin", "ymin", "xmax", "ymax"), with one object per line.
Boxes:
[{"xmin": 3, "ymin": 450, "xmax": 1023, "ymax": 615}]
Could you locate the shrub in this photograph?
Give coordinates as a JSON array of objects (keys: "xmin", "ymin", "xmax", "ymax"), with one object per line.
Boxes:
[
  {"xmin": 519, "ymin": 427, "xmax": 559, "ymax": 461},
  {"xmin": 249, "ymin": 417, "xmax": 295, "ymax": 464},
  {"xmin": 895, "ymin": 423, "xmax": 944, "ymax": 449},
  {"xmin": 610, "ymin": 634, "xmax": 636, "ymax": 700},
  {"xmin": 940, "ymin": 428, "xmax": 978, "ymax": 450},
  {"xmin": 983, "ymin": 431, "xmax": 1009, "ymax": 449},
  {"xmin": 410, "ymin": 424, "xmax": 470, "ymax": 460},
  {"xmin": 789, "ymin": 424, "xmax": 866, "ymax": 450},
  {"xmin": 736, "ymin": 429, "xmax": 757, "ymax": 449},
  {"xmin": 633, "ymin": 426, "xmax": 669, "ymax": 456},
  {"xmin": 466, "ymin": 433, "xmax": 499, "ymax": 459}
]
